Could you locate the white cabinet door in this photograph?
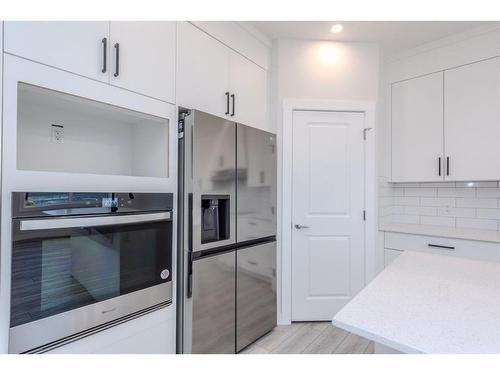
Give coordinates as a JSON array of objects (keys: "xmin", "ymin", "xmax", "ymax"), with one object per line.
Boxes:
[
  {"xmin": 229, "ymin": 50, "xmax": 268, "ymax": 130},
  {"xmin": 391, "ymin": 72, "xmax": 444, "ymax": 182},
  {"xmin": 177, "ymin": 22, "xmax": 230, "ymax": 117},
  {"xmin": 444, "ymin": 57, "xmax": 500, "ymax": 181},
  {"xmin": 4, "ymin": 21, "xmax": 109, "ymax": 82},
  {"xmin": 109, "ymin": 22, "xmax": 176, "ymax": 104}
]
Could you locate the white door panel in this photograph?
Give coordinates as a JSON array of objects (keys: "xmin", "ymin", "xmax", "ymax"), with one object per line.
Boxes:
[
  {"xmin": 391, "ymin": 72, "xmax": 444, "ymax": 182},
  {"xmin": 444, "ymin": 57, "xmax": 500, "ymax": 181},
  {"xmin": 4, "ymin": 21, "xmax": 109, "ymax": 83},
  {"xmin": 291, "ymin": 111, "xmax": 365, "ymax": 321}
]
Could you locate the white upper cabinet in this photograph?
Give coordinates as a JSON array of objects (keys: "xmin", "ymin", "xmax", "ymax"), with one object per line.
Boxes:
[
  {"xmin": 391, "ymin": 72, "xmax": 444, "ymax": 182},
  {"xmin": 444, "ymin": 57, "xmax": 500, "ymax": 181},
  {"xmin": 229, "ymin": 50, "xmax": 268, "ymax": 131},
  {"xmin": 4, "ymin": 21, "xmax": 109, "ymax": 82},
  {"xmin": 109, "ymin": 22, "xmax": 176, "ymax": 104},
  {"xmin": 4, "ymin": 21, "xmax": 176, "ymax": 103},
  {"xmin": 177, "ymin": 22, "xmax": 230, "ymax": 118},
  {"xmin": 177, "ymin": 22, "xmax": 270, "ymax": 131}
]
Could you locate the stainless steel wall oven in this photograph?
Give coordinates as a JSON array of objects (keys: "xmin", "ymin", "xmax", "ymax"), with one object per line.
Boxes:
[{"xmin": 10, "ymin": 192, "xmax": 173, "ymax": 353}]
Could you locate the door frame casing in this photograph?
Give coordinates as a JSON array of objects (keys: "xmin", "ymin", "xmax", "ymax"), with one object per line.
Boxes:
[{"xmin": 279, "ymin": 99, "xmax": 376, "ymax": 325}]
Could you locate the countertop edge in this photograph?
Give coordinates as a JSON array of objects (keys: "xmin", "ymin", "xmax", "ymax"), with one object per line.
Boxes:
[
  {"xmin": 379, "ymin": 224, "xmax": 500, "ymax": 244},
  {"xmin": 331, "ymin": 318, "xmax": 422, "ymax": 354}
]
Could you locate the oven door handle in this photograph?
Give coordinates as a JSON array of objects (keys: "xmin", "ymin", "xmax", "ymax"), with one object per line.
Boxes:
[{"xmin": 19, "ymin": 212, "xmax": 172, "ymax": 231}]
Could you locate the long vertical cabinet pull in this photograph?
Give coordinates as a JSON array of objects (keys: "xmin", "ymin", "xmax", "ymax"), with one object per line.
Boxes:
[
  {"xmin": 446, "ymin": 157, "xmax": 450, "ymax": 177},
  {"xmin": 230, "ymin": 94, "xmax": 235, "ymax": 116},
  {"xmin": 438, "ymin": 157, "xmax": 442, "ymax": 176},
  {"xmin": 225, "ymin": 92, "xmax": 230, "ymax": 115},
  {"xmin": 101, "ymin": 38, "xmax": 107, "ymax": 73},
  {"xmin": 114, "ymin": 43, "xmax": 120, "ymax": 77}
]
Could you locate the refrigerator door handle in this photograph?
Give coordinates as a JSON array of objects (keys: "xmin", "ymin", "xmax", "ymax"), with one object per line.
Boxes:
[{"xmin": 187, "ymin": 260, "xmax": 193, "ymax": 298}]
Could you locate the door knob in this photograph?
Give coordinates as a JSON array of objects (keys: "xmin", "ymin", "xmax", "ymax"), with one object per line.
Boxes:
[{"xmin": 294, "ymin": 224, "xmax": 310, "ymax": 230}]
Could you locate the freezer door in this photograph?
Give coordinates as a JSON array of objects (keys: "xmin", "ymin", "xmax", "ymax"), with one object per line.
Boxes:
[
  {"xmin": 237, "ymin": 124, "xmax": 277, "ymax": 242},
  {"xmin": 190, "ymin": 111, "xmax": 237, "ymax": 252},
  {"xmin": 236, "ymin": 241, "xmax": 277, "ymax": 352},
  {"xmin": 192, "ymin": 251, "xmax": 236, "ymax": 354}
]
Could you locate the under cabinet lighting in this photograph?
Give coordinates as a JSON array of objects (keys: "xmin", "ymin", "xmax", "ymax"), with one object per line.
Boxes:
[{"xmin": 330, "ymin": 24, "xmax": 343, "ymax": 34}]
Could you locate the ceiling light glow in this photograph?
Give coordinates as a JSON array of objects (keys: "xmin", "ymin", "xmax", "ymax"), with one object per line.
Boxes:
[{"xmin": 330, "ymin": 24, "xmax": 343, "ymax": 34}]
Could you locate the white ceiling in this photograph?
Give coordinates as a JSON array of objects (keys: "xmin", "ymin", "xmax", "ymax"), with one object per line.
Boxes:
[{"xmin": 249, "ymin": 21, "xmax": 496, "ymax": 55}]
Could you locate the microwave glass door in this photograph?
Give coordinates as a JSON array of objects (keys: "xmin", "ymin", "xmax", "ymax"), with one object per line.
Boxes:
[{"xmin": 10, "ymin": 218, "xmax": 172, "ymax": 328}]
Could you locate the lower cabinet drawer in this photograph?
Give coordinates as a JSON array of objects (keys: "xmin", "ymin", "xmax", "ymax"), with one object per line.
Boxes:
[{"xmin": 385, "ymin": 232, "xmax": 500, "ymax": 262}]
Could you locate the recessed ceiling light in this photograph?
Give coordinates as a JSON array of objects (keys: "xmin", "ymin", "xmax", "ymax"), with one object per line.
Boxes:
[{"xmin": 330, "ymin": 24, "xmax": 343, "ymax": 34}]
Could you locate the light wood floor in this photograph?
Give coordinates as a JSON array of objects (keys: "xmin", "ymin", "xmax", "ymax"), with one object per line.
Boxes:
[{"xmin": 240, "ymin": 322, "xmax": 374, "ymax": 354}]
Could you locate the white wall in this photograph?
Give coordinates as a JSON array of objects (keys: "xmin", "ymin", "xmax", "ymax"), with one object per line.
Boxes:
[
  {"xmin": 271, "ymin": 39, "xmax": 380, "ymax": 323},
  {"xmin": 274, "ymin": 39, "xmax": 379, "ymax": 102}
]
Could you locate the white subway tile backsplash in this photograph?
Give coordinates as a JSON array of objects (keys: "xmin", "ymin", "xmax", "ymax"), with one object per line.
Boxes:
[
  {"xmin": 392, "ymin": 206, "xmax": 405, "ymax": 214},
  {"xmin": 392, "ymin": 188, "xmax": 404, "ymax": 197},
  {"xmin": 437, "ymin": 188, "xmax": 475, "ymax": 198},
  {"xmin": 456, "ymin": 198, "xmax": 498, "ymax": 208},
  {"xmin": 404, "ymin": 187, "xmax": 437, "ymax": 197},
  {"xmin": 392, "ymin": 214, "xmax": 420, "ymax": 224},
  {"xmin": 393, "ymin": 196, "xmax": 420, "ymax": 206},
  {"xmin": 391, "ymin": 183, "xmax": 420, "ymax": 188},
  {"xmin": 420, "ymin": 182, "xmax": 455, "ymax": 188},
  {"xmin": 437, "ymin": 206, "xmax": 475, "ymax": 218},
  {"xmin": 420, "ymin": 197, "xmax": 455, "ymax": 207},
  {"xmin": 476, "ymin": 208, "xmax": 500, "ymax": 220},
  {"xmin": 456, "ymin": 218, "xmax": 498, "ymax": 231},
  {"xmin": 381, "ymin": 180, "xmax": 500, "ymax": 232},
  {"xmin": 476, "ymin": 188, "xmax": 500, "ymax": 198},
  {"xmin": 404, "ymin": 206, "xmax": 437, "ymax": 216},
  {"xmin": 420, "ymin": 216, "xmax": 455, "ymax": 227}
]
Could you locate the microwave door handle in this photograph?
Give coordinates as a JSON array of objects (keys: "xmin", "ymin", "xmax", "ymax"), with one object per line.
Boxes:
[{"xmin": 19, "ymin": 212, "xmax": 171, "ymax": 231}]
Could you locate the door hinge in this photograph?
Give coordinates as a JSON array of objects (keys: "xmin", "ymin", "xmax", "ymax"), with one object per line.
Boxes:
[
  {"xmin": 178, "ymin": 119, "xmax": 185, "ymax": 139},
  {"xmin": 363, "ymin": 128, "xmax": 372, "ymax": 140},
  {"xmin": 363, "ymin": 210, "xmax": 366, "ymax": 221}
]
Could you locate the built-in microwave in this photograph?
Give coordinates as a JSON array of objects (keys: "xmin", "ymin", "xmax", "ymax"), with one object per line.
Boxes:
[{"xmin": 9, "ymin": 192, "xmax": 173, "ymax": 353}]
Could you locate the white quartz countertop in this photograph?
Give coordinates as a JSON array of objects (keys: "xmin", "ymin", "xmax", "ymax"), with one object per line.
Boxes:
[
  {"xmin": 332, "ymin": 251, "xmax": 500, "ymax": 353},
  {"xmin": 381, "ymin": 222, "xmax": 500, "ymax": 243}
]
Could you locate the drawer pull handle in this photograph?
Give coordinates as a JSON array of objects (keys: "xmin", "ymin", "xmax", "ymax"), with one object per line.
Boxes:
[{"xmin": 428, "ymin": 243, "xmax": 455, "ymax": 250}]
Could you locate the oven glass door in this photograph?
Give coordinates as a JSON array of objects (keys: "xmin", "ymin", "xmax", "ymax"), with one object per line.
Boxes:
[{"xmin": 10, "ymin": 214, "xmax": 172, "ymax": 328}]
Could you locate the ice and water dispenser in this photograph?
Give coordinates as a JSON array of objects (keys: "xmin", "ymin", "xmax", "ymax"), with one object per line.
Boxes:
[{"xmin": 200, "ymin": 195, "xmax": 230, "ymax": 244}]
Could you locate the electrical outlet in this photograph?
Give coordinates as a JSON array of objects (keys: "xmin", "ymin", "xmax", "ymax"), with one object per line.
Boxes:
[{"xmin": 51, "ymin": 124, "xmax": 64, "ymax": 144}]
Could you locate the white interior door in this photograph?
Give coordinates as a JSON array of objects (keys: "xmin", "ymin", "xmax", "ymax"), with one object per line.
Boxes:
[{"xmin": 291, "ymin": 110, "xmax": 365, "ymax": 321}]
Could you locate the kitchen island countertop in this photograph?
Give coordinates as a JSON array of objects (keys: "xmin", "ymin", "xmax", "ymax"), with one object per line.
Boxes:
[{"xmin": 333, "ymin": 251, "xmax": 500, "ymax": 353}]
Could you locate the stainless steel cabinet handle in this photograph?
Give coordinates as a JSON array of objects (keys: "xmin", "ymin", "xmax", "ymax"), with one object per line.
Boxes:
[
  {"xmin": 294, "ymin": 224, "xmax": 310, "ymax": 230},
  {"xmin": 230, "ymin": 93, "xmax": 235, "ymax": 116},
  {"xmin": 428, "ymin": 243, "xmax": 455, "ymax": 250},
  {"xmin": 101, "ymin": 37, "xmax": 107, "ymax": 73},
  {"xmin": 446, "ymin": 156, "xmax": 450, "ymax": 177},
  {"xmin": 114, "ymin": 42, "xmax": 120, "ymax": 77},
  {"xmin": 438, "ymin": 156, "xmax": 442, "ymax": 177},
  {"xmin": 225, "ymin": 92, "xmax": 230, "ymax": 115}
]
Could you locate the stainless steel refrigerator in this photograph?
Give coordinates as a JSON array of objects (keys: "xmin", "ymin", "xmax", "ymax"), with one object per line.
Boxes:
[{"xmin": 177, "ymin": 110, "xmax": 277, "ymax": 354}]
